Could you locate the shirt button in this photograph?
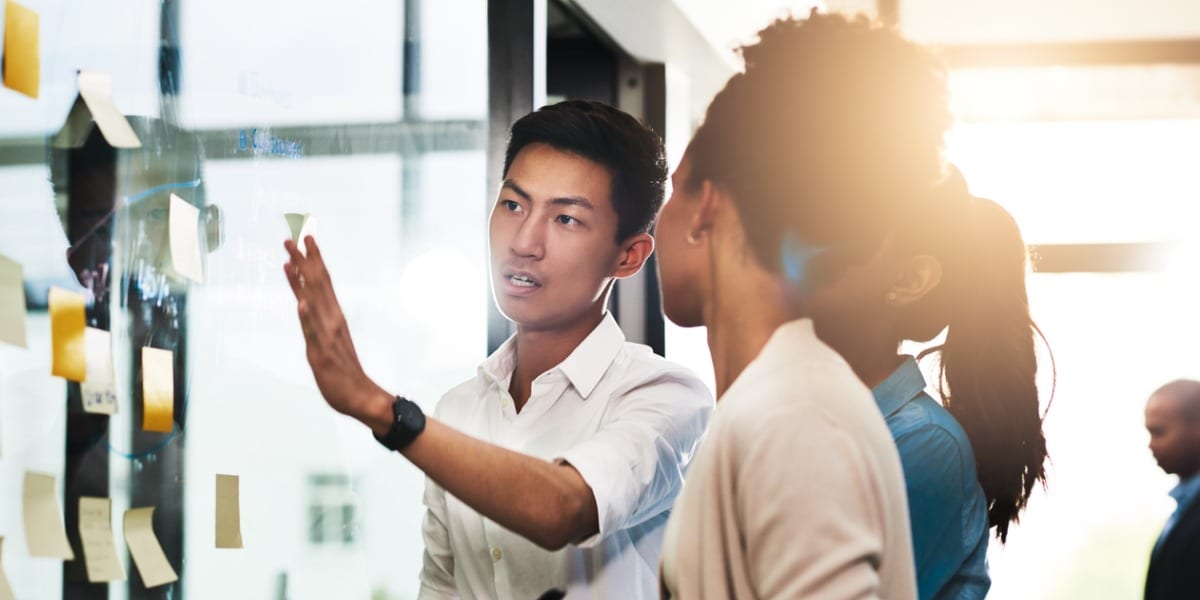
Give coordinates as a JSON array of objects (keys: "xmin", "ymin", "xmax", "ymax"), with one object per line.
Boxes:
[{"xmin": 491, "ymin": 547, "xmax": 503, "ymax": 561}]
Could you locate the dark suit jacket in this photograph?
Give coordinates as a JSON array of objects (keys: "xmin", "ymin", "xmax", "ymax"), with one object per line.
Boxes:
[{"xmin": 1146, "ymin": 498, "xmax": 1200, "ymax": 600}]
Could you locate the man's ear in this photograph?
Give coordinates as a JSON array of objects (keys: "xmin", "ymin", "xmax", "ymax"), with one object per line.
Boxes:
[
  {"xmin": 613, "ymin": 232, "xmax": 654, "ymax": 280},
  {"xmin": 886, "ymin": 254, "xmax": 943, "ymax": 306}
]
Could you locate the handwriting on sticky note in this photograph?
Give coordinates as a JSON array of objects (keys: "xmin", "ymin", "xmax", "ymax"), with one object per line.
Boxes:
[
  {"xmin": 79, "ymin": 497, "xmax": 125, "ymax": 582},
  {"xmin": 169, "ymin": 194, "xmax": 204, "ymax": 283},
  {"xmin": 141, "ymin": 347, "xmax": 173, "ymax": 432},
  {"xmin": 49, "ymin": 287, "xmax": 87, "ymax": 381},
  {"xmin": 123, "ymin": 507, "xmax": 178, "ymax": 588},
  {"xmin": 81, "ymin": 328, "xmax": 118, "ymax": 414},
  {"xmin": 215, "ymin": 474, "xmax": 243, "ymax": 549},
  {"xmin": 0, "ymin": 537, "xmax": 15, "ymax": 600},
  {"xmin": 23, "ymin": 471, "xmax": 75, "ymax": 559},
  {"xmin": 0, "ymin": 254, "xmax": 26, "ymax": 348},
  {"xmin": 2, "ymin": 0, "xmax": 39, "ymax": 99}
]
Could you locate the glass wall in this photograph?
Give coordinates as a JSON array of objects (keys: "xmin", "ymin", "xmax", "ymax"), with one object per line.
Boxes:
[{"xmin": 0, "ymin": 1, "xmax": 488, "ymax": 599}]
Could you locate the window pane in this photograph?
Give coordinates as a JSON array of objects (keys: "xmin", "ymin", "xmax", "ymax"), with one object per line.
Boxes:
[
  {"xmin": 901, "ymin": 0, "xmax": 1200, "ymax": 44},
  {"xmin": 0, "ymin": 0, "xmax": 161, "ymax": 137},
  {"xmin": 947, "ymin": 119, "xmax": 1200, "ymax": 245},
  {"xmin": 177, "ymin": 0, "xmax": 404, "ymax": 127},
  {"xmin": 986, "ymin": 272, "xmax": 1200, "ymax": 599}
]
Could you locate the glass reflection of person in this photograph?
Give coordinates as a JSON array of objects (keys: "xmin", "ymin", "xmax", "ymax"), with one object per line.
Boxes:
[
  {"xmin": 283, "ymin": 101, "xmax": 712, "ymax": 599},
  {"xmin": 51, "ymin": 116, "xmax": 220, "ymax": 594}
]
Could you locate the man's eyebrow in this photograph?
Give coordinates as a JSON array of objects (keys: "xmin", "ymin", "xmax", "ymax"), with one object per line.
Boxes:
[
  {"xmin": 501, "ymin": 179, "xmax": 531, "ymax": 201},
  {"xmin": 550, "ymin": 196, "xmax": 594, "ymax": 210}
]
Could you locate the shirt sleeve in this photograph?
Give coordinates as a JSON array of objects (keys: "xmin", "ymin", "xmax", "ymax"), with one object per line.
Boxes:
[
  {"xmin": 737, "ymin": 413, "xmax": 890, "ymax": 599},
  {"xmin": 555, "ymin": 370, "xmax": 712, "ymax": 547},
  {"xmin": 893, "ymin": 424, "xmax": 968, "ymax": 600},
  {"xmin": 417, "ymin": 473, "xmax": 459, "ymax": 599}
]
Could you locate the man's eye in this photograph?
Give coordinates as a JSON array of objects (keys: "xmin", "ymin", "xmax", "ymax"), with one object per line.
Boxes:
[
  {"xmin": 502, "ymin": 200, "xmax": 520, "ymax": 211},
  {"xmin": 556, "ymin": 215, "xmax": 577, "ymax": 225}
]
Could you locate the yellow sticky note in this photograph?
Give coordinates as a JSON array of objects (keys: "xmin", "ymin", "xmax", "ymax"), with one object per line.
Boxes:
[
  {"xmin": 22, "ymin": 471, "xmax": 75, "ymax": 559},
  {"xmin": 0, "ymin": 537, "xmax": 15, "ymax": 600},
  {"xmin": 49, "ymin": 287, "xmax": 87, "ymax": 381},
  {"xmin": 215, "ymin": 474, "xmax": 243, "ymax": 549},
  {"xmin": 0, "ymin": 254, "xmax": 26, "ymax": 348},
  {"xmin": 123, "ymin": 507, "xmax": 178, "ymax": 588},
  {"xmin": 78, "ymin": 497, "xmax": 125, "ymax": 582},
  {"xmin": 169, "ymin": 194, "xmax": 204, "ymax": 283},
  {"xmin": 284, "ymin": 213, "xmax": 317, "ymax": 255},
  {"xmin": 81, "ymin": 328, "xmax": 118, "ymax": 414},
  {"xmin": 2, "ymin": 0, "xmax": 39, "ymax": 99},
  {"xmin": 141, "ymin": 347, "xmax": 173, "ymax": 432}
]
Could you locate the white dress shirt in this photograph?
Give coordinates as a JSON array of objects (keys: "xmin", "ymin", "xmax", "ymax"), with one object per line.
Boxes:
[{"xmin": 418, "ymin": 313, "xmax": 713, "ymax": 600}]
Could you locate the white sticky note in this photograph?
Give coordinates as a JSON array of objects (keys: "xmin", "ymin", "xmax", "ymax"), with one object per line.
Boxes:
[
  {"xmin": 123, "ymin": 507, "xmax": 178, "ymax": 588},
  {"xmin": 284, "ymin": 213, "xmax": 317, "ymax": 255},
  {"xmin": 215, "ymin": 474, "xmax": 243, "ymax": 549},
  {"xmin": 78, "ymin": 497, "xmax": 125, "ymax": 582},
  {"xmin": 81, "ymin": 327, "xmax": 118, "ymax": 414},
  {"xmin": 0, "ymin": 254, "xmax": 26, "ymax": 348},
  {"xmin": 52, "ymin": 70, "xmax": 141, "ymax": 149},
  {"xmin": 0, "ymin": 537, "xmax": 15, "ymax": 600},
  {"xmin": 22, "ymin": 471, "xmax": 75, "ymax": 559},
  {"xmin": 169, "ymin": 194, "xmax": 204, "ymax": 283}
]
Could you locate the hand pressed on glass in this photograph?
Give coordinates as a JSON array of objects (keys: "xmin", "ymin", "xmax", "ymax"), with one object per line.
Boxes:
[{"xmin": 283, "ymin": 236, "xmax": 392, "ymax": 434}]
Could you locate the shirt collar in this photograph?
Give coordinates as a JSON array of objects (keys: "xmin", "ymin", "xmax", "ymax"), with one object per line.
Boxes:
[
  {"xmin": 556, "ymin": 312, "xmax": 626, "ymax": 399},
  {"xmin": 477, "ymin": 312, "xmax": 625, "ymax": 400},
  {"xmin": 1170, "ymin": 473, "xmax": 1200, "ymax": 508},
  {"xmin": 871, "ymin": 356, "xmax": 928, "ymax": 418}
]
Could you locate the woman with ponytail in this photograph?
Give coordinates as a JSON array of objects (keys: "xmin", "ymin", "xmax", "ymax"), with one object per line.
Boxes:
[{"xmin": 807, "ymin": 167, "xmax": 1050, "ymax": 599}]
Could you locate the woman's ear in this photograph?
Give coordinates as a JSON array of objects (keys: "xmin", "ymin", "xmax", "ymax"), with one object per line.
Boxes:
[{"xmin": 887, "ymin": 254, "xmax": 942, "ymax": 306}]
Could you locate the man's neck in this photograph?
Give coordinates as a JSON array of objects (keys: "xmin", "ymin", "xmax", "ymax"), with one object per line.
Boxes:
[{"xmin": 508, "ymin": 308, "xmax": 606, "ymax": 412}]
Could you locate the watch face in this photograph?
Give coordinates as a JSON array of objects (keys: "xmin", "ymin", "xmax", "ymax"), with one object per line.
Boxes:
[{"xmin": 397, "ymin": 401, "xmax": 422, "ymax": 428}]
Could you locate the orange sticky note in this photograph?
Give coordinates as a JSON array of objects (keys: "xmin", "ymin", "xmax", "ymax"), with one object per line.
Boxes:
[
  {"xmin": 141, "ymin": 347, "xmax": 173, "ymax": 433},
  {"xmin": 49, "ymin": 287, "xmax": 87, "ymax": 382},
  {"xmin": 2, "ymin": 0, "xmax": 39, "ymax": 98}
]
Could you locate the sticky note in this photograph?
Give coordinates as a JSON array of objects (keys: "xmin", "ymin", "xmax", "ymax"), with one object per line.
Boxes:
[
  {"xmin": 215, "ymin": 474, "xmax": 243, "ymax": 549},
  {"xmin": 141, "ymin": 347, "xmax": 173, "ymax": 432},
  {"xmin": 0, "ymin": 254, "xmax": 26, "ymax": 348},
  {"xmin": 123, "ymin": 507, "xmax": 178, "ymax": 588},
  {"xmin": 23, "ymin": 471, "xmax": 75, "ymax": 559},
  {"xmin": 49, "ymin": 287, "xmax": 87, "ymax": 381},
  {"xmin": 52, "ymin": 70, "xmax": 141, "ymax": 149},
  {"xmin": 81, "ymin": 328, "xmax": 118, "ymax": 414},
  {"xmin": 168, "ymin": 194, "xmax": 204, "ymax": 283},
  {"xmin": 284, "ymin": 213, "xmax": 317, "ymax": 255},
  {"xmin": 2, "ymin": 0, "xmax": 39, "ymax": 98},
  {"xmin": 78, "ymin": 497, "xmax": 125, "ymax": 582},
  {"xmin": 0, "ymin": 538, "xmax": 15, "ymax": 600}
]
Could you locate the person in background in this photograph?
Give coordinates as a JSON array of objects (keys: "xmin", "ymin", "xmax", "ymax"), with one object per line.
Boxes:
[
  {"xmin": 806, "ymin": 163, "xmax": 1051, "ymax": 599},
  {"xmin": 1143, "ymin": 379, "xmax": 1200, "ymax": 600},
  {"xmin": 283, "ymin": 100, "xmax": 712, "ymax": 599}
]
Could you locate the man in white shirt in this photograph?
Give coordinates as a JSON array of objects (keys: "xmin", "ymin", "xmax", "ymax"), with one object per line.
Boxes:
[{"xmin": 282, "ymin": 100, "xmax": 713, "ymax": 599}]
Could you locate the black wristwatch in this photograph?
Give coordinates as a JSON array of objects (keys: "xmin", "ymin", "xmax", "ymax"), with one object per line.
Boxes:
[{"xmin": 374, "ymin": 396, "xmax": 426, "ymax": 452}]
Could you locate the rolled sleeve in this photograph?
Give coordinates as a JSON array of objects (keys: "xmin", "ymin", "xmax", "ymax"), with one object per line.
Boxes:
[{"xmin": 556, "ymin": 371, "xmax": 712, "ymax": 547}]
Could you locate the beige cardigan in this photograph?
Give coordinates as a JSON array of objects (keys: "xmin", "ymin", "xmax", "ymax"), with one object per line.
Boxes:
[{"xmin": 661, "ymin": 319, "xmax": 916, "ymax": 599}]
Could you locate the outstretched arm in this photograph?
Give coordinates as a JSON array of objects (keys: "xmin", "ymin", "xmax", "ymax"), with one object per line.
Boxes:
[{"xmin": 283, "ymin": 236, "xmax": 597, "ymax": 550}]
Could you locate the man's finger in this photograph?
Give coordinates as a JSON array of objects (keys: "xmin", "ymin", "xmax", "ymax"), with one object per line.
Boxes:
[
  {"xmin": 284, "ymin": 239, "xmax": 306, "ymax": 265},
  {"xmin": 283, "ymin": 262, "xmax": 305, "ymax": 300}
]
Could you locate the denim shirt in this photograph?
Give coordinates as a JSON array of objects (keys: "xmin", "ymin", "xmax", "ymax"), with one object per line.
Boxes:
[
  {"xmin": 873, "ymin": 357, "xmax": 990, "ymax": 600},
  {"xmin": 1154, "ymin": 473, "xmax": 1200, "ymax": 556}
]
